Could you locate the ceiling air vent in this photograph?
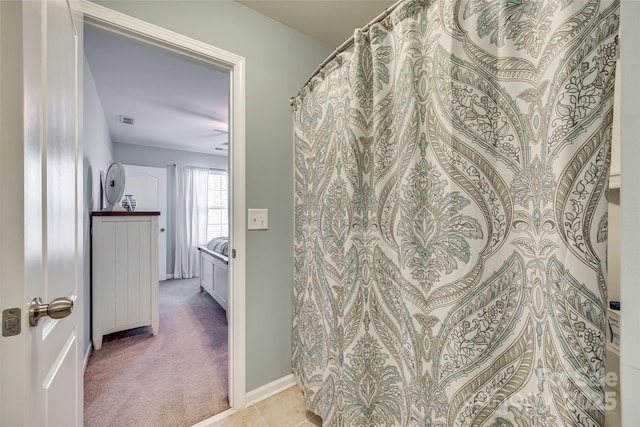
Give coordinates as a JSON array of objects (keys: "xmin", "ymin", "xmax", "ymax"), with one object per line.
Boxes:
[{"xmin": 119, "ymin": 115, "xmax": 135, "ymax": 125}]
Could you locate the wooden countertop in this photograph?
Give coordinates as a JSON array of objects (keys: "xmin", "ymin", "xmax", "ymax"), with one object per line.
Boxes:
[{"xmin": 92, "ymin": 211, "xmax": 160, "ymax": 216}]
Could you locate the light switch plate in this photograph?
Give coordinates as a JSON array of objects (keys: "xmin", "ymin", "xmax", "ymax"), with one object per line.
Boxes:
[{"xmin": 248, "ymin": 208, "xmax": 268, "ymax": 230}]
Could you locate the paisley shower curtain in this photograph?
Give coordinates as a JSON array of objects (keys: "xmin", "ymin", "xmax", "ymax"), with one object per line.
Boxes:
[{"xmin": 292, "ymin": 0, "xmax": 619, "ymax": 425}]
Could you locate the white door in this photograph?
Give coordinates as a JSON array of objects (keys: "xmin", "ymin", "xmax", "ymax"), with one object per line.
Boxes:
[
  {"xmin": 0, "ymin": 0, "xmax": 83, "ymax": 425},
  {"xmin": 122, "ymin": 164, "xmax": 168, "ymax": 281}
]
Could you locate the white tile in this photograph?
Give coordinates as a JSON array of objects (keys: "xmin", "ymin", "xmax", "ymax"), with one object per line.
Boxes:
[
  {"xmin": 209, "ymin": 406, "xmax": 268, "ymax": 427},
  {"xmin": 255, "ymin": 386, "xmax": 313, "ymax": 427}
]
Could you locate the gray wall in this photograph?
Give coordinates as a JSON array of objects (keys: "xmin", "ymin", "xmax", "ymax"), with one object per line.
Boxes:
[
  {"xmin": 92, "ymin": 0, "xmax": 333, "ymax": 391},
  {"xmin": 114, "ymin": 141, "xmax": 228, "ymax": 170},
  {"xmin": 620, "ymin": 1, "xmax": 640, "ymax": 422},
  {"xmin": 113, "ymin": 141, "xmax": 228, "ymax": 276},
  {"xmin": 83, "ymin": 55, "xmax": 114, "ymax": 354}
]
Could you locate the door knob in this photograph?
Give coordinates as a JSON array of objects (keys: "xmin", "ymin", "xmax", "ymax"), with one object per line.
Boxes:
[
  {"xmin": 29, "ymin": 296, "xmax": 73, "ymax": 326},
  {"xmin": 160, "ymin": 228, "xmax": 165, "ymax": 232}
]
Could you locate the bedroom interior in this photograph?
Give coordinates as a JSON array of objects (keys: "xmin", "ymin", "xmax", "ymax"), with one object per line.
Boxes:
[{"xmin": 83, "ymin": 22, "xmax": 234, "ymax": 425}]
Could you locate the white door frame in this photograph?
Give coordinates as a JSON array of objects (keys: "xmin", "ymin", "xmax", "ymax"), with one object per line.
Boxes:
[{"xmin": 81, "ymin": 1, "xmax": 247, "ymax": 410}]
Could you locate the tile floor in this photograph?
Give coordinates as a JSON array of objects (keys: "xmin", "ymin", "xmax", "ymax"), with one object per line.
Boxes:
[
  {"xmin": 205, "ymin": 386, "xmax": 321, "ymax": 427},
  {"xmin": 204, "ymin": 384, "xmax": 620, "ymax": 427}
]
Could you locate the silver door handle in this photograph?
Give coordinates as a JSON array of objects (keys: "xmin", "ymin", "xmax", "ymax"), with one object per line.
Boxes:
[{"xmin": 29, "ymin": 296, "xmax": 73, "ymax": 326}]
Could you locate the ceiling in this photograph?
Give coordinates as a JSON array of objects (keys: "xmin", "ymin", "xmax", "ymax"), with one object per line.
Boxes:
[
  {"xmin": 238, "ymin": 0, "xmax": 397, "ymax": 47},
  {"xmin": 84, "ymin": 25, "xmax": 231, "ymax": 155},
  {"xmin": 84, "ymin": 1, "xmax": 395, "ymax": 156}
]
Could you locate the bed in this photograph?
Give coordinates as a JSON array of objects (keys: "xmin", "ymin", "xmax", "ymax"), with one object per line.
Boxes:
[{"xmin": 198, "ymin": 237, "xmax": 229, "ymax": 318}]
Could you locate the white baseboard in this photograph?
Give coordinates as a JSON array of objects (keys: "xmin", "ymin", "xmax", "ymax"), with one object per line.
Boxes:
[
  {"xmin": 83, "ymin": 342, "xmax": 92, "ymax": 372},
  {"xmin": 166, "ymin": 274, "xmax": 174, "ymax": 280},
  {"xmin": 190, "ymin": 408, "xmax": 237, "ymax": 427},
  {"xmin": 191, "ymin": 375, "xmax": 296, "ymax": 427},
  {"xmin": 245, "ymin": 374, "xmax": 296, "ymax": 407}
]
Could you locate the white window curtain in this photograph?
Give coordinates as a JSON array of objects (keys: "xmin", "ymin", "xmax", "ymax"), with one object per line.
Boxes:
[
  {"xmin": 174, "ymin": 166, "xmax": 209, "ymax": 279},
  {"xmin": 207, "ymin": 169, "xmax": 228, "ymax": 240}
]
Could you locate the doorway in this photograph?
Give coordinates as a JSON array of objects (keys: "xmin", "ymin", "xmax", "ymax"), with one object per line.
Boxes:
[{"xmin": 82, "ymin": 2, "xmax": 247, "ymax": 423}]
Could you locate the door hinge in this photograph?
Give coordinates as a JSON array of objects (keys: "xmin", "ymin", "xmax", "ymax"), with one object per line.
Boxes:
[
  {"xmin": 2, "ymin": 308, "xmax": 21, "ymax": 337},
  {"xmin": 232, "ymin": 249, "xmax": 236, "ymax": 258}
]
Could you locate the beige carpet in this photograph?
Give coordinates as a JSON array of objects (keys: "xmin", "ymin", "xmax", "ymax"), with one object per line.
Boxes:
[{"xmin": 84, "ymin": 278, "xmax": 229, "ymax": 427}]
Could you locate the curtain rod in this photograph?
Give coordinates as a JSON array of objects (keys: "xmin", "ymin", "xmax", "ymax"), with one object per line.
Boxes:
[{"xmin": 290, "ymin": 0, "xmax": 405, "ymax": 105}]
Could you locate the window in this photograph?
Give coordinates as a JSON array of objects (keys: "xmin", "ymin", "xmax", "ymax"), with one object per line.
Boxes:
[{"xmin": 207, "ymin": 170, "xmax": 228, "ymax": 240}]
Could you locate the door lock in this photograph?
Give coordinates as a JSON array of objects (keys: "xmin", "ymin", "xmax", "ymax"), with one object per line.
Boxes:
[{"xmin": 2, "ymin": 308, "xmax": 21, "ymax": 337}]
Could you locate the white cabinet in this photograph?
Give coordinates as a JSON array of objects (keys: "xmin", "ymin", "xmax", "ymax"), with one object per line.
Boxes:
[{"xmin": 92, "ymin": 212, "xmax": 160, "ymax": 350}]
